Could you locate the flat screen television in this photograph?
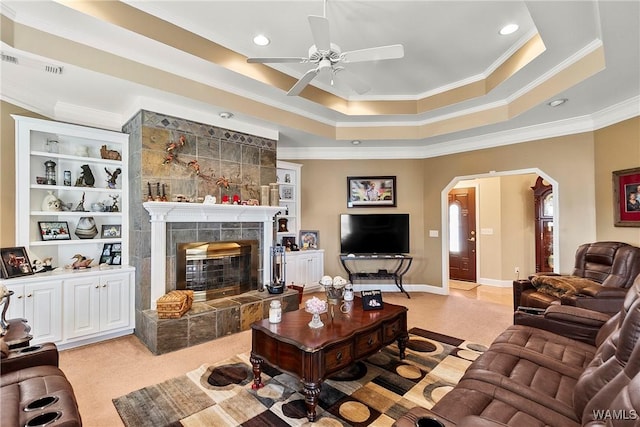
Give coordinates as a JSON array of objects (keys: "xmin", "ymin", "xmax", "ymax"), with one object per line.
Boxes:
[{"xmin": 340, "ymin": 213, "xmax": 409, "ymax": 254}]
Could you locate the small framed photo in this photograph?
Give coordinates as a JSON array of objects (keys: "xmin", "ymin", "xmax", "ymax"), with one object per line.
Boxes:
[
  {"xmin": 101, "ymin": 224, "xmax": 122, "ymax": 238},
  {"xmin": 299, "ymin": 230, "xmax": 319, "ymax": 249},
  {"xmin": 613, "ymin": 167, "xmax": 640, "ymax": 227},
  {"xmin": 0, "ymin": 246, "xmax": 34, "ymax": 279},
  {"xmin": 99, "ymin": 243, "xmax": 122, "ymax": 265},
  {"xmin": 282, "ymin": 236, "xmax": 297, "ymax": 251},
  {"xmin": 347, "ymin": 176, "xmax": 397, "ymax": 208},
  {"xmin": 361, "ymin": 289, "xmax": 384, "ymax": 311},
  {"xmin": 38, "ymin": 221, "xmax": 71, "ymax": 241},
  {"xmin": 281, "ymin": 186, "xmax": 294, "ymax": 200}
]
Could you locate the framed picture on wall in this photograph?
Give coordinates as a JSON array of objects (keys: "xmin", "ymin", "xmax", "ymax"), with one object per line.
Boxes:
[
  {"xmin": 347, "ymin": 176, "xmax": 397, "ymax": 208},
  {"xmin": 613, "ymin": 167, "xmax": 640, "ymax": 227}
]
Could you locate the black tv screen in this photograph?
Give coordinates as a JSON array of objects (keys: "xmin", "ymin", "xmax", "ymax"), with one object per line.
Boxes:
[{"xmin": 340, "ymin": 214, "xmax": 409, "ymax": 254}]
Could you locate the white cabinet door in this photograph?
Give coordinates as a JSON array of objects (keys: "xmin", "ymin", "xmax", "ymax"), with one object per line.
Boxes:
[
  {"xmin": 4, "ymin": 283, "xmax": 26, "ymax": 320},
  {"xmin": 285, "ymin": 250, "xmax": 324, "ymax": 286},
  {"xmin": 5, "ymin": 280, "xmax": 63, "ymax": 344},
  {"xmin": 64, "ymin": 276, "xmax": 101, "ymax": 339},
  {"xmin": 27, "ymin": 281, "xmax": 63, "ymax": 343},
  {"xmin": 100, "ymin": 273, "xmax": 130, "ymax": 331}
]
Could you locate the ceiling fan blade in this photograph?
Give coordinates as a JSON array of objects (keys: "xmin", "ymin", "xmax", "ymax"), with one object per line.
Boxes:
[
  {"xmin": 336, "ymin": 68, "xmax": 370, "ymax": 95},
  {"xmin": 308, "ymin": 15, "xmax": 331, "ymax": 51},
  {"xmin": 287, "ymin": 68, "xmax": 320, "ymax": 96},
  {"xmin": 247, "ymin": 57, "xmax": 308, "ymax": 64},
  {"xmin": 341, "ymin": 44, "xmax": 405, "ymax": 63}
]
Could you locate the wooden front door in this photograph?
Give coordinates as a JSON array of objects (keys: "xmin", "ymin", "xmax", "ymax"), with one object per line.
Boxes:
[{"xmin": 448, "ymin": 187, "xmax": 477, "ymax": 282}]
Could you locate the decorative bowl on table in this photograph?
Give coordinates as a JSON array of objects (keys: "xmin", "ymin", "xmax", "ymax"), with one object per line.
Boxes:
[{"xmin": 305, "ymin": 296, "xmax": 328, "ymax": 328}]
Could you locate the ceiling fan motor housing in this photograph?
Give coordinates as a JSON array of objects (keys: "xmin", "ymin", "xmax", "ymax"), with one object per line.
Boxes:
[{"xmin": 308, "ymin": 43, "xmax": 342, "ymax": 64}]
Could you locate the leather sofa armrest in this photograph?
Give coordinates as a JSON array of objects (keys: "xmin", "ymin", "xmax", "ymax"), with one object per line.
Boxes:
[
  {"xmin": 544, "ymin": 305, "xmax": 611, "ymax": 326},
  {"xmin": 0, "ymin": 342, "xmax": 59, "ymax": 375},
  {"xmin": 513, "ymin": 306, "xmax": 610, "ymax": 346},
  {"xmin": 458, "ymin": 416, "xmax": 510, "ymax": 427},
  {"xmin": 512, "ymin": 279, "xmax": 534, "ymax": 310},
  {"xmin": 560, "ymin": 289, "xmax": 627, "ymax": 315}
]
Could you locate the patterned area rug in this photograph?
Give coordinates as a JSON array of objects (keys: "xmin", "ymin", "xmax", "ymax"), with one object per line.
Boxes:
[{"xmin": 113, "ymin": 328, "xmax": 487, "ymax": 426}]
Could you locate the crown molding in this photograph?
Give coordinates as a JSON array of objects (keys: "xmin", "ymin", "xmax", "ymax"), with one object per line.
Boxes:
[{"xmin": 278, "ymin": 96, "xmax": 639, "ymax": 160}]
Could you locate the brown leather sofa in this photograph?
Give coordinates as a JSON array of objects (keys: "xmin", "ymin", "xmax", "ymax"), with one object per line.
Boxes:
[
  {"xmin": 393, "ymin": 275, "xmax": 640, "ymax": 427},
  {"xmin": 514, "ymin": 241, "xmax": 640, "ymax": 315},
  {"xmin": 1, "ymin": 339, "xmax": 82, "ymax": 427}
]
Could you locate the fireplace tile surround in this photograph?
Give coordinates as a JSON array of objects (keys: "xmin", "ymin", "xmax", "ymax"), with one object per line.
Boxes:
[{"xmin": 123, "ymin": 110, "xmax": 282, "ymax": 353}]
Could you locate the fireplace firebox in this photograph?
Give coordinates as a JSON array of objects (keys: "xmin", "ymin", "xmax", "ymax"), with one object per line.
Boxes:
[{"xmin": 176, "ymin": 240, "xmax": 258, "ymax": 302}]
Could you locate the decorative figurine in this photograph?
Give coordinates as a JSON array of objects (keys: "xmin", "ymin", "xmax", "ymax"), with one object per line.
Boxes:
[
  {"xmin": 70, "ymin": 254, "xmax": 93, "ymax": 269},
  {"xmin": 74, "ymin": 192, "xmax": 87, "ymax": 212},
  {"xmin": 76, "ymin": 164, "xmax": 95, "ymax": 187},
  {"xmin": 109, "ymin": 194, "xmax": 120, "ymax": 212},
  {"xmin": 105, "ymin": 167, "xmax": 121, "ymax": 189},
  {"xmin": 41, "ymin": 191, "xmax": 62, "ymax": 211},
  {"xmin": 100, "ymin": 145, "xmax": 121, "ymax": 160}
]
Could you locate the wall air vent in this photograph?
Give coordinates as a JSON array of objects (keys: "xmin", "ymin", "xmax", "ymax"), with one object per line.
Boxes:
[{"xmin": 1, "ymin": 52, "xmax": 63, "ymax": 75}]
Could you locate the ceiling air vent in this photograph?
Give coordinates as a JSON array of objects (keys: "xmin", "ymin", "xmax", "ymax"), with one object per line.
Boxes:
[
  {"xmin": 1, "ymin": 52, "xmax": 63, "ymax": 75},
  {"xmin": 1, "ymin": 53, "xmax": 18, "ymax": 64}
]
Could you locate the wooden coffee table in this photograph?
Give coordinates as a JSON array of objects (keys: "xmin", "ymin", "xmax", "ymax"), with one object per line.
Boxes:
[{"xmin": 250, "ymin": 297, "xmax": 408, "ymax": 421}]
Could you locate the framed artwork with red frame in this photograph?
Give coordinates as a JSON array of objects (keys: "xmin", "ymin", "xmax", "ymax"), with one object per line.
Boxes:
[{"xmin": 613, "ymin": 167, "xmax": 640, "ymax": 226}]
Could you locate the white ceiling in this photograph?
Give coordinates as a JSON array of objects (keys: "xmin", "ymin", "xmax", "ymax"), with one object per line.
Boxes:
[{"xmin": 1, "ymin": 1, "xmax": 638, "ymax": 159}]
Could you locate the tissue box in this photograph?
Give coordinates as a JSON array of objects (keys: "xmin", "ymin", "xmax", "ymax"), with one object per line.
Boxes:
[{"xmin": 156, "ymin": 290, "xmax": 194, "ymax": 319}]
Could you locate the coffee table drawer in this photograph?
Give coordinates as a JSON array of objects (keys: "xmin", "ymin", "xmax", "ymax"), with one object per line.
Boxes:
[
  {"xmin": 355, "ymin": 329, "xmax": 382, "ymax": 357},
  {"xmin": 325, "ymin": 342, "xmax": 354, "ymax": 371},
  {"xmin": 384, "ymin": 317, "xmax": 404, "ymax": 341}
]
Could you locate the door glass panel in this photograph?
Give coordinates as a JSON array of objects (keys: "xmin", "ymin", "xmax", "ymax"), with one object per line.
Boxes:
[{"xmin": 449, "ymin": 204, "xmax": 460, "ymax": 252}]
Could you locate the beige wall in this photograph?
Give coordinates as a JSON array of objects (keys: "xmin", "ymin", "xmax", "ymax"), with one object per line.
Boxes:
[
  {"xmin": 0, "ymin": 101, "xmax": 46, "ymax": 247},
  {"xmin": 298, "ymin": 133, "xmax": 599, "ymax": 288},
  {"xmin": 297, "ymin": 159, "xmax": 425, "ymax": 283},
  {"xmin": 594, "ymin": 117, "xmax": 640, "ymax": 244}
]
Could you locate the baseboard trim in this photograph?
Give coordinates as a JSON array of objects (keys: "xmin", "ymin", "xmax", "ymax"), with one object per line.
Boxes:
[
  {"xmin": 56, "ymin": 329, "xmax": 134, "ymax": 350},
  {"xmin": 352, "ymin": 283, "xmax": 448, "ymax": 295},
  {"xmin": 477, "ymin": 278, "xmax": 514, "ymax": 288}
]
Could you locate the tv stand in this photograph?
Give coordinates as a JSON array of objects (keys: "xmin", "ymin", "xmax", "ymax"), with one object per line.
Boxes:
[{"xmin": 339, "ymin": 254, "xmax": 413, "ymax": 298}]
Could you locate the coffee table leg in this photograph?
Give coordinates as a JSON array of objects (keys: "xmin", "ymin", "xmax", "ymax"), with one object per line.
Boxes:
[
  {"xmin": 303, "ymin": 381, "xmax": 321, "ymax": 421},
  {"xmin": 398, "ymin": 334, "xmax": 409, "ymax": 359},
  {"xmin": 250, "ymin": 354, "xmax": 264, "ymax": 390}
]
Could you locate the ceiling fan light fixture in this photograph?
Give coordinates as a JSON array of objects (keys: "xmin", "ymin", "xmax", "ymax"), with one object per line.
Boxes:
[
  {"xmin": 548, "ymin": 98, "xmax": 568, "ymax": 107},
  {"xmin": 499, "ymin": 24, "xmax": 519, "ymax": 35},
  {"xmin": 253, "ymin": 35, "xmax": 270, "ymax": 46}
]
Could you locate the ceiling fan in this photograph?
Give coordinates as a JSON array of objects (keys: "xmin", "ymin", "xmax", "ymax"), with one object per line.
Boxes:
[{"xmin": 246, "ymin": 2, "xmax": 404, "ymax": 96}]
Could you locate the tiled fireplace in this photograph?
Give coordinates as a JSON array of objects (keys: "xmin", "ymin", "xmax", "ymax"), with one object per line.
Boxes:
[{"xmin": 123, "ymin": 111, "xmax": 299, "ymax": 354}]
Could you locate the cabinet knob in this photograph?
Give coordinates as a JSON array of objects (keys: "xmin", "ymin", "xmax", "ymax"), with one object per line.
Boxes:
[
  {"xmin": 336, "ymin": 351, "xmax": 343, "ymax": 361},
  {"xmin": 17, "ymin": 295, "xmax": 23, "ymax": 299},
  {"xmin": 367, "ymin": 337, "xmax": 374, "ymax": 346},
  {"xmin": 26, "ymin": 294, "xmax": 32, "ymax": 298},
  {"xmin": 102, "ymin": 284, "xmax": 107, "ymax": 288},
  {"xmin": 95, "ymin": 285, "xmax": 100, "ymax": 289}
]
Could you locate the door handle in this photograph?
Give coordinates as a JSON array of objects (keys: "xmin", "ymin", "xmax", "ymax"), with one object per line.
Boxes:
[{"xmin": 467, "ymin": 237, "xmax": 476, "ymax": 242}]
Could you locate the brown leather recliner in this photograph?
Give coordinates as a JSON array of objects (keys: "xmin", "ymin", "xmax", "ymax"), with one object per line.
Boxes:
[
  {"xmin": 513, "ymin": 241, "xmax": 640, "ymax": 315},
  {"xmin": 393, "ymin": 274, "xmax": 640, "ymax": 427},
  {"xmin": 1, "ymin": 339, "xmax": 82, "ymax": 427}
]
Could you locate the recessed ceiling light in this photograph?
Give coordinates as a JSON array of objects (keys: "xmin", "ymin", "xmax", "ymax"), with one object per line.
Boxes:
[
  {"xmin": 499, "ymin": 24, "xmax": 519, "ymax": 35},
  {"xmin": 253, "ymin": 35, "xmax": 270, "ymax": 46},
  {"xmin": 351, "ymin": 140, "xmax": 361, "ymax": 145},
  {"xmin": 219, "ymin": 112, "xmax": 233, "ymax": 119},
  {"xmin": 548, "ymin": 98, "xmax": 568, "ymax": 107}
]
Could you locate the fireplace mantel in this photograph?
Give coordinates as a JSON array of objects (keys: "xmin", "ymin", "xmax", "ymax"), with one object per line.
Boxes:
[{"xmin": 143, "ymin": 202, "xmax": 282, "ymax": 309}]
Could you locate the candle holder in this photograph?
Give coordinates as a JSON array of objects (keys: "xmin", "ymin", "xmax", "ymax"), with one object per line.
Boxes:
[{"xmin": 44, "ymin": 160, "xmax": 57, "ymax": 185}]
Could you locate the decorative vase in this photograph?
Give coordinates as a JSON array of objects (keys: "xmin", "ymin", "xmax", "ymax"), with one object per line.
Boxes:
[
  {"xmin": 75, "ymin": 217, "xmax": 98, "ymax": 239},
  {"xmin": 308, "ymin": 310, "xmax": 325, "ymax": 328},
  {"xmin": 41, "ymin": 191, "xmax": 62, "ymax": 211}
]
